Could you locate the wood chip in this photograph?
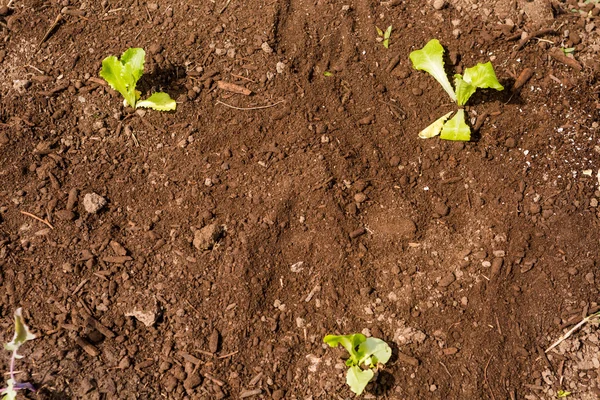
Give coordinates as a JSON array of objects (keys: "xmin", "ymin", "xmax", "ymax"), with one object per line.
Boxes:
[
  {"xmin": 513, "ymin": 68, "xmax": 534, "ymax": 90},
  {"xmin": 240, "ymin": 389, "xmax": 262, "ymax": 398},
  {"xmin": 217, "ymin": 80, "xmax": 252, "ymax": 95},
  {"xmin": 75, "ymin": 337, "xmax": 100, "ymax": 357},
  {"xmin": 86, "ymin": 316, "xmax": 115, "ymax": 338},
  {"xmin": 549, "ymin": 48, "xmax": 582, "ymax": 72}
]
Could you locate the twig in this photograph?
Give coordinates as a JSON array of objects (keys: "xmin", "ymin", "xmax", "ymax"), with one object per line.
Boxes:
[
  {"xmin": 38, "ymin": 14, "xmax": 63, "ymax": 47},
  {"xmin": 484, "ymin": 355, "xmax": 496, "ymax": 400},
  {"xmin": 218, "ymin": 0, "xmax": 232, "ymax": 14},
  {"xmin": 218, "ymin": 350, "xmax": 238, "ymax": 359},
  {"xmin": 216, "ymin": 100, "xmax": 284, "ymax": 110},
  {"xmin": 546, "ymin": 311, "xmax": 600, "ymax": 353},
  {"xmin": 19, "ymin": 211, "xmax": 54, "ymax": 229}
]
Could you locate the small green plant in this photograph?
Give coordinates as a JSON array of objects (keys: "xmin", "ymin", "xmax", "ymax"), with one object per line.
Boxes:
[
  {"xmin": 323, "ymin": 333, "xmax": 392, "ymax": 395},
  {"xmin": 409, "ymin": 39, "xmax": 504, "ymax": 141},
  {"xmin": 1, "ymin": 309, "xmax": 36, "ymax": 400},
  {"xmin": 557, "ymin": 390, "xmax": 572, "ymax": 398},
  {"xmin": 100, "ymin": 48, "xmax": 176, "ymax": 111},
  {"xmin": 376, "ymin": 25, "xmax": 392, "ymax": 48}
]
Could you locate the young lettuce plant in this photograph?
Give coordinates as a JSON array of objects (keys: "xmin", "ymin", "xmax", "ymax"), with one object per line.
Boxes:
[
  {"xmin": 1, "ymin": 309, "xmax": 36, "ymax": 400},
  {"xmin": 324, "ymin": 333, "xmax": 392, "ymax": 395},
  {"xmin": 100, "ymin": 48, "xmax": 176, "ymax": 111},
  {"xmin": 409, "ymin": 39, "xmax": 503, "ymax": 141}
]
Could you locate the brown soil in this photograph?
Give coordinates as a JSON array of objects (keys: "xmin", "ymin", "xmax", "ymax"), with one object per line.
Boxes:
[{"xmin": 1, "ymin": 0, "xmax": 599, "ymax": 399}]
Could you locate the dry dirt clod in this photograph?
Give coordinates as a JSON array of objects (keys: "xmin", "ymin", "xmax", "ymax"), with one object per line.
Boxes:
[
  {"xmin": 209, "ymin": 328, "xmax": 220, "ymax": 353},
  {"xmin": 193, "ymin": 224, "xmax": 224, "ymax": 250},
  {"xmin": 433, "ymin": 0, "xmax": 446, "ymax": 10},
  {"xmin": 83, "ymin": 193, "xmax": 107, "ymax": 214},
  {"xmin": 438, "ymin": 272, "xmax": 455, "ymax": 287}
]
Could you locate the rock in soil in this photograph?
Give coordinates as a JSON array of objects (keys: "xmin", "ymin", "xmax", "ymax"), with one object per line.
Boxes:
[
  {"xmin": 83, "ymin": 193, "xmax": 107, "ymax": 214},
  {"xmin": 193, "ymin": 224, "xmax": 224, "ymax": 250}
]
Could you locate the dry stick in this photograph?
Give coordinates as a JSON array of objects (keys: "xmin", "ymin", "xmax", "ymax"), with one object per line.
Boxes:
[
  {"xmin": 218, "ymin": 0, "xmax": 232, "ymax": 14},
  {"xmin": 216, "ymin": 99, "xmax": 284, "ymax": 110},
  {"xmin": 545, "ymin": 312, "xmax": 600, "ymax": 353},
  {"xmin": 39, "ymin": 14, "xmax": 63, "ymax": 47},
  {"xmin": 484, "ymin": 355, "xmax": 496, "ymax": 400},
  {"xmin": 19, "ymin": 211, "xmax": 54, "ymax": 229}
]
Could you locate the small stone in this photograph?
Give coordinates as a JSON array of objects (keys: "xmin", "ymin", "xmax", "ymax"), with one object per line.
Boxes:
[
  {"xmin": 118, "ymin": 356, "xmax": 131, "ymax": 369},
  {"xmin": 83, "ymin": 193, "xmax": 107, "ymax": 214},
  {"xmin": 193, "ymin": 224, "xmax": 224, "ymax": 250},
  {"xmin": 433, "ymin": 201, "xmax": 450, "ymax": 217},
  {"xmin": 183, "ymin": 372, "xmax": 202, "ymax": 391},
  {"xmin": 433, "ymin": 0, "xmax": 446, "ymax": 10},
  {"xmin": 585, "ymin": 272, "xmax": 595, "ymax": 285},
  {"xmin": 389, "ymin": 156, "xmax": 401, "ymax": 167},
  {"xmin": 411, "ymin": 87, "xmax": 423, "ymax": 96},
  {"xmin": 276, "ymin": 62, "xmax": 286, "ymax": 73},
  {"xmin": 529, "ymin": 203, "xmax": 541, "ymax": 214},
  {"xmin": 148, "ymin": 43, "xmax": 163, "ymax": 55},
  {"xmin": 358, "ymin": 115, "xmax": 374, "ymax": 125},
  {"xmin": 261, "ymin": 42, "xmax": 273, "ymax": 54},
  {"xmin": 13, "ymin": 80, "xmax": 31, "ymax": 93},
  {"xmin": 591, "ymin": 198, "xmax": 598, "ymax": 208},
  {"xmin": 430, "ymin": 384, "xmax": 437, "ymax": 392},
  {"xmin": 505, "ymin": 137, "xmax": 516, "ymax": 148},
  {"xmin": 162, "ymin": 375, "xmax": 177, "ymax": 392},
  {"xmin": 354, "ymin": 193, "xmax": 368, "ymax": 203},
  {"xmin": 55, "ymin": 210, "xmax": 76, "ymax": 221},
  {"xmin": 438, "ymin": 272, "xmax": 455, "ymax": 287},
  {"xmin": 0, "ymin": 5, "xmax": 9, "ymax": 16},
  {"xmin": 443, "ymin": 347, "xmax": 458, "ymax": 355},
  {"xmin": 272, "ymin": 389, "xmax": 286, "ymax": 400}
]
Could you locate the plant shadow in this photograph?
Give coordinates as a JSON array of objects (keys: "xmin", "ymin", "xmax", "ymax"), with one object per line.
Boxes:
[{"xmin": 137, "ymin": 63, "xmax": 187, "ymax": 103}]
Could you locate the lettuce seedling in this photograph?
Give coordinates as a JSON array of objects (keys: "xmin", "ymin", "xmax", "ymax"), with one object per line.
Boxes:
[
  {"xmin": 324, "ymin": 333, "xmax": 392, "ymax": 395},
  {"xmin": 100, "ymin": 48, "xmax": 176, "ymax": 111},
  {"xmin": 410, "ymin": 39, "xmax": 503, "ymax": 141},
  {"xmin": 1, "ymin": 309, "xmax": 36, "ymax": 400}
]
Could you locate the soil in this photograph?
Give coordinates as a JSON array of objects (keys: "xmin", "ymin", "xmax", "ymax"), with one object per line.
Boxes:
[{"xmin": 1, "ymin": 0, "xmax": 600, "ymax": 399}]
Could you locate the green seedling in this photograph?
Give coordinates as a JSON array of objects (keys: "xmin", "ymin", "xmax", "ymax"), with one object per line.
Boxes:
[
  {"xmin": 1, "ymin": 309, "xmax": 36, "ymax": 400},
  {"xmin": 324, "ymin": 333, "xmax": 392, "ymax": 395},
  {"xmin": 100, "ymin": 48, "xmax": 176, "ymax": 111},
  {"xmin": 376, "ymin": 26, "xmax": 392, "ymax": 49},
  {"xmin": 409, "ymin": 39, "xmax": 504, "ymax": 141},
  {"xmin": 323, "ymin": 71, "xmax": 334, "ymax": 77},
  {"xmin": 561, "ymin": 47, "xmax": 575, "ymax": 55},
  {"xmin": 557, "ymin": 390, "xmax": 572, "ymax": 398}
]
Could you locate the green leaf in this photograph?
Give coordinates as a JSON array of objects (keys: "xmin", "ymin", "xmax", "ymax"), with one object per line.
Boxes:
[
  {"xmin": 419, "ymin": 111, "xmax": 453, "ymax": 139},
  {"xmin": 384, "ymin": 25, "xmax": 392, "ymax": 40},
  {"xmin": 454, "ymin": 74, "xmax": 477, "ymax": 106},
  {"xmin": 135, "ymin": 92, "xmax": 177, "ymax": 111},
  {"xmin": 358, "ymin": 337, "xmax": 392, "ymax": 367},
  {"xmin": 323, "ymin": 71, "xmax": 334, "ymax": 77},
  {"xmin": 1, "ymin": 379, "xmax": 17, "ymax": 400},
  {"xmin": 440, "ymin": 109, "xmax": 470, "ymax": 141},
  {"xmin": 100, "ymin": 55, "xmax": 137, "ymax": 108},
  {"xmin": 346, "ymin": 366, "xmax": 374, "ymax": 395},
  {"xmin": 557, "ymin": 390, "xmax": 572, "ymax": 398},
  {"xmin": 462, "ymin": 61, "xmax": 503, "ymax": 92},
  {"xmin": 324, "ymin": 334, "xmax": 365, "ymax": 365},
  {"xmin": 376, "ymin": 26, "xmax": 383, "ymax": 37},
  {"xmin": 4, "ymin": 308, "xmax": 36, "ymax": 358},
  {"xmin": 120, "ymin": 48, "xmax": 146, "ymax": 83},
  {"xmin": 409, "ymin": 39, "xmax": 456, "ymax": 102}
]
